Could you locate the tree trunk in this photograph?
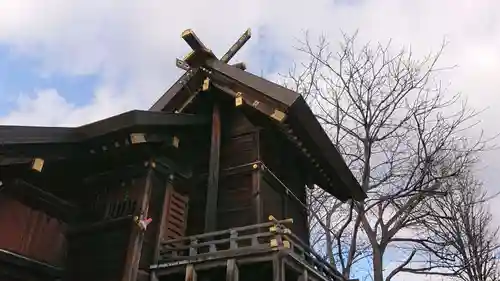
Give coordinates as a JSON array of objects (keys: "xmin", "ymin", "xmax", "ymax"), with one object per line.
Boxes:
[{"xmin": 372, "ymin": 246, "xmax": 384, "ymax": 281}]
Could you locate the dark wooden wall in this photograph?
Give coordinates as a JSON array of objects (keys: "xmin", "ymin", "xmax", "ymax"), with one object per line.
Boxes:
[
  {"xmin": 0, "ymin": 193, "xmax": 67, "ymax": 267},
  {"xmin": 64, "ymin": 171, "xmax": 148, "ymax": 281},
  {"xmin": 259, "ymin": 128, "xmax": 310, "ymax": 243},
  {"xmin": 139, "ymin": 176, "xmax": 189, "ymax": 270},
  {"xmin": 186, "ymin": 110, "xmax": 261, "ymax": 235},
  {"xmin": 185, "ymin": 106, "xmax": 310, "ymax": 243}
]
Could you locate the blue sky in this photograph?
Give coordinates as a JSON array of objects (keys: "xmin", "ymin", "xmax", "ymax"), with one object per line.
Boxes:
[
  {"xmin": 0, "ymin": 45, "xmax": 100, "ymax": 115},
  {"xmin": 1, "ymin": 1, "xmax": 500, "ymax": 280}
]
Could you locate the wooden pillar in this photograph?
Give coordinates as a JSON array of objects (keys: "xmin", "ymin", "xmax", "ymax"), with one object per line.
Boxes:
[
  {"xmin": 121, "ymin": 166, "xmax": 155, "ymax": 281},
  {"xmin": 253, "ymin": 131, "xmax": 262, "ymax": 224},
  {"xmin": 272, "ymin": 257, "xmax": 285, "ymax": 281},
  {"xmin": 205, "ymin": 104, "xmax": 221, "ymax": 233},
  {"xmin": 186, "ymin": 264, "xmax": 197, "ymax": 281},
  {"xmin": 226, "ymin": 259, "xmax": 239, "ymax": 281},
  {"xmin": 153, "ymin": 181, "xmax": 174, "ymax": 263},
  {"xmin": 252, "ymin": 170, "xmax": 262, "ymax": 224}
]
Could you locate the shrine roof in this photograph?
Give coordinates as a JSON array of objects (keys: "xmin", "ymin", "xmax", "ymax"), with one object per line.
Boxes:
[
  {"xmin": 148, "ymin": 29, "xmax": 366, "ymax": 202},
  {"xmin": 0, "ymin": 110, "xmax": 209, "ymax": 166},
  {"xmin": 0, "ymin": 110, "xmax": 208, "ymax": 145}
]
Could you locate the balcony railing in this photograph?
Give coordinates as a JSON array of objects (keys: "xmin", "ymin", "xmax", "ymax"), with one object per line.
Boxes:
[{"xmin": 152, "ymin": 216, "xmax": 344, "ymax": 281}]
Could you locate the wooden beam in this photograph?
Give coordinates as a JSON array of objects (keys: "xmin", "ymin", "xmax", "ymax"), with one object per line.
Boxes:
[
  {"xmin": 149, "ymin": 68, "xmax": 201, "ymax": 112},
  {"xmin": 204, "ymin": 104, "xmax": 222, "ymax": 232},
  {"xmin": 212, "ymin": 82, "xmax": 288, "ymax": 123},
  {"xmin": 181, "ymin": 29, "xmax": 209, "ymax": 53},
  {"xmin": 226, "ymin": 259, "xmax": 239, "ymax": 281},
  {"xmin": 231, "ymin": 62, "xmax": 247, "ymax": 70},
  {"xmin": 220, "ymin": 28, "xmax": 252, "ymax": 63},
  {"xmin": 149, "ymin": 28, "xmax": 251, "ymax": 112},
  {"xmin": 0, "ymin": 249, "xmax": 63, "ymax": 280},
  {"xmin": 4, "ymin": 179, "xmax": 78, "ymax": 222},
  {"xmin": 121, "ymin": 166, "xmax": 155, "ymax": 281},
  {"xmin": 205, "ymin": 58, "xmax": 298, "ymax": 107},
  {"xmin": 176, "ymin": 58, "xmax": 190, "ymax": 71}
]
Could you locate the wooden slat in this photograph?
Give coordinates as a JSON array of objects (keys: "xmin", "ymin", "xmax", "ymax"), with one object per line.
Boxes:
[{"xmin": 161, "ymin": 186, "xmax": 189, "ymax": 242}]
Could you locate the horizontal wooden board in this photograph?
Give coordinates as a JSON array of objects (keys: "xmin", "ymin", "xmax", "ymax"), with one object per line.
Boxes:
[
  {"xmin": 220, "ymin": 133, "xmax": 258, "ymax": 169},
  {"xmin": 0, "ymin": 195, "xmax": 66, "ymax": 267}
]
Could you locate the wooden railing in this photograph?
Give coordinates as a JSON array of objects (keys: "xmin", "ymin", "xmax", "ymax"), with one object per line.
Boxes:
[
  {"xmin": 283, "ymin": 230, "xmax": 344, "ymax": 281},
  {"xmin": 155, "ymin": 218, "xmax": 287, "ymax": 264},
  {"xmin": 154, "ymin": 216, "xmax": 344, "ymax": 281}
]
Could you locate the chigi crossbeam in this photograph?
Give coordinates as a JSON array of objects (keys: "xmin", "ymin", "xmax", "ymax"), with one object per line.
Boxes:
[{"xmin": 0, "ymin": 28, "xmax": 366, "ymax": 281}]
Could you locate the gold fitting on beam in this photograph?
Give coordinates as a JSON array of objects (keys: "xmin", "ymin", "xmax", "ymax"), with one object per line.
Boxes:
[
  {"xmin": 269, "ymin": 226, "xmax": 277, "ymax": 233},
  {"xmin": 268, "ymin": 215, "xmax": 277, "ymax": 222},
  {"xmin": 202, "ymin": 78, "xmax": 210, "ymax": 91},
  {"xmin": 270, "ymin": 239, "xmax": 278, "ymax": 248},
  {"xmin": 181, "ymin": 29, "xmax": 193, "ymax": 39},
  {"xmin": 271, "ymin": 109, "xmax": 286, "ymax": 122},
  {"xmin": 252, "ymin": 163, "xmax": 258, "ymax": 169},
  {"xmin": 172, "ymin": 136, "xmax": 180, "ymax": 148},
  {"xmin": 183, "ymin": 50, "xmax": 195, "ymax": 61},
  {"xmin": 31, "ymin": 158, "xmax": 44, "ymax": 172},
  {"xmin": 283, "ymin": 240, "xmax": 291, "ymax": 249},
  {"xmin": 235, "ymin": 92, "xmax": 243, "ymax": 107},
  {"xmin": 130, "ymin": 133, "xmax": 147, "ymax": 144}
]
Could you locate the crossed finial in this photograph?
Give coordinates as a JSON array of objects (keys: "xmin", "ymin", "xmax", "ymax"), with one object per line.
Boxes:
[{"xmin": 176, "ymin": 28, "xmax": 251, "ymax": 71}]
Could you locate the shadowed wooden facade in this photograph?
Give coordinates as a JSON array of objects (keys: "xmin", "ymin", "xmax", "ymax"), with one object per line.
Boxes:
[{"xmin": 0, "ymin": 28, "xmax": 365, "ymax": 281}]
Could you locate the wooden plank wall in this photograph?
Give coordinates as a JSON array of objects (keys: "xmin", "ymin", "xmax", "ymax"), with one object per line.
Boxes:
[
  {"xmin": 259, "ymin": 129, "xmax": 310, "ymax": 243},
  {"xmin": 64, "ymin": 175, "xmax": 146, "ymax": 281},
  {"xmin": 217, "ymin": 111, "xmax": 260, "ymax": 230},
  {"xmin": 139, "ymin": 179, "xmax": 189, "ymax": 270},
  {"xmin": 0, "ymin": 193, "xmax": 67, "ymax": 267},
  {"xmin": 186, "ymin": 110, "xmax": 261, "ymax": 235}
]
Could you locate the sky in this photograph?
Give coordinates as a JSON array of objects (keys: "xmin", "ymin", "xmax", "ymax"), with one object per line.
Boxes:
[{"xmin": 1, "ymin": 0, "xmax": 500, "ymax": 280}]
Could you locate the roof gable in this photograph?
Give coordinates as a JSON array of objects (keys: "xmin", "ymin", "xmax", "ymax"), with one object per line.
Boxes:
[{"xmin": 149, "ymin": 29, "xmax": 366, "ymax": 201}]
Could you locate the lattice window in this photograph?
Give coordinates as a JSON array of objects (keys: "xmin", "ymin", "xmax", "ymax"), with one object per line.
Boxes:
[{"xmin": 161, "ymin": 187, "xmax": 189, "ymax": 241}]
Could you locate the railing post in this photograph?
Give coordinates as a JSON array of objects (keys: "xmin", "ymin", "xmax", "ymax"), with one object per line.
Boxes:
[
  {"xmin": 185, "ymin": 264, "xmax": 197, "ymax": 281},
  {"xmin": 226, "ymin": 259, "xmax": 239, "ymax": 281},
  {"xmin": 150, "ymin": 271, "xmax": 159, "ymax": 281},
  {"xmin": 189, "ymin": 238, "xmax": 198, "ymax": 256},
  {"xmin": 229, "ymin": 230, "xmax": 238, "ymax": 249}
]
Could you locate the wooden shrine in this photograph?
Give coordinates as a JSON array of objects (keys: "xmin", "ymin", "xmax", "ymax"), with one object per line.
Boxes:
[{"xmin": 0, "ymin": 28, "xmax": 366, "ymax": 281}]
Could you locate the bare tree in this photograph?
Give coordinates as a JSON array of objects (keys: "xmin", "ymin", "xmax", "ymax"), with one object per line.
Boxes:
[
  {"xmin": 282, "ymin": 32, "xmax": 490, "ymax": 281},
  {"xmin": 412, "ymin": 171, "xmax": 500, "ymax": 281}
]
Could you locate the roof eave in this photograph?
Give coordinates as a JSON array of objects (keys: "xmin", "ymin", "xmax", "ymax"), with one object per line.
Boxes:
[{"xmin": 288, "ymin": 97, "xmax": 366, "ymax": 201}]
